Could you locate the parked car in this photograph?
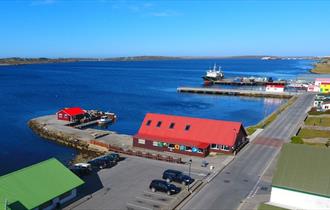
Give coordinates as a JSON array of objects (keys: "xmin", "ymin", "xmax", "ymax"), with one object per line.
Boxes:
[
  {"xmin": 69, "ymin": 163, "xmax": 92, "ymax": 177},
  {"xmin": 162, "ymin": 169, "xmax": 194, "ymax": 185},
  {"xmin": 106, "ymin": 153, "xmax": 120, "ymax": 162},
  {"xmin": 88, "ymin": 158, "xmax": 114, "ymax": 170},
  {"xmin": 149, "ymin": 180, "xmax": 180, "ymax": 195}
]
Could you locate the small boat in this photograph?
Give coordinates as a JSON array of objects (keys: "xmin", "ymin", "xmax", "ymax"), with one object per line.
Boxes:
[
  {"xmin": 202, "ymin": 64, "xmax": 224, "ymax": 84},
  {"xmin": 97, "ymin": 113, "xmax": 116, "ymax": 124}
]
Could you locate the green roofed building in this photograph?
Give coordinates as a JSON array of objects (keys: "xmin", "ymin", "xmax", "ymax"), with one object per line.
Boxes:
[
  {"xmin": 270, "ymin": 144, "xmax": 330, "ymax": 210},
  {"xmin": 0, "ymin": 158, "xmax": 84, "ymax": 210}
]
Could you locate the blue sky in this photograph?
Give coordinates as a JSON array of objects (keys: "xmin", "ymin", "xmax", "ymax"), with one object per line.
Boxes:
[{"xmin": 0, "ymin": 0, "xmax": 329, "ymax": 57}]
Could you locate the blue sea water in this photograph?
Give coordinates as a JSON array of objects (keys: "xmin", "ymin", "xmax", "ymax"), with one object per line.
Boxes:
[{"xmin": 0, "ymin": 59, "xmax": 314, "ymax": 175}]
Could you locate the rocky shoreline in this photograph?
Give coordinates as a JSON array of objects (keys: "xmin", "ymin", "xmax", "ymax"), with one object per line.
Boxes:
[{"xmin": 28, "ymin": 118, "xmax": 105, "ymax": 163}]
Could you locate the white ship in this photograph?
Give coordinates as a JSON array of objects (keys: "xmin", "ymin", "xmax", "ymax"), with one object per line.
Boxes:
[{"xmin": 202, "ymin": 64, "xmax": 224, "ymax": 83}]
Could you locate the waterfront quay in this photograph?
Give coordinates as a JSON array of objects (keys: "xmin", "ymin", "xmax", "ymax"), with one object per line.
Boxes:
[{"xmin": 177, "ymin": 87, "xmax": 299, "ymax": 98}]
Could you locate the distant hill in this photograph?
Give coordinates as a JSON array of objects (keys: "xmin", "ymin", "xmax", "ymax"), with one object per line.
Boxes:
[{"xmin": 0, "ymin": 57, "xmax": 79, "ymax": 65}]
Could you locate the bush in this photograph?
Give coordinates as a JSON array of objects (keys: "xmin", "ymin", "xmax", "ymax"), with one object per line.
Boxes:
[{"xmin": 291, "ymin": 136, "xmax": 304, "ymax": 144}]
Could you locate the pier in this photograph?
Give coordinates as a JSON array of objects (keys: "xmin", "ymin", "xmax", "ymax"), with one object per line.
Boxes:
[
  {"xmin": 210, "ymin": 79, "xmax": 287, "ymax": 86},
  {"xmin": 177, "ymin": 87, "xmax": 299, "ymax": 98}
]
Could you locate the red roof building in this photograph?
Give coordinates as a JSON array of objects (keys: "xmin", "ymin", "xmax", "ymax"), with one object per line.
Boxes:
[
  {"xmin": 56, "ymin": 107, "xmax": 86, "ymax": 122},
  {"xmin": 133, "ymin": 113, "xmax": 248, "ymax": 157},
  {"xmin": 265, "ymin": 83, "xmax": 285, "ymax": 93}
]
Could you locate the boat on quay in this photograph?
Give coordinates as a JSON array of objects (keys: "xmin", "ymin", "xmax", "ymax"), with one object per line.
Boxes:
[{"xmin": 202, "ymin": 64, "xmax": 224, "ymax": 85}]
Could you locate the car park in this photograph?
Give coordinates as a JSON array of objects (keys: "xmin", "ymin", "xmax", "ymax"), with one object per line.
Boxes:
[
  {"xmin": 162, "ymin": 169, "xmax": 194, "ymax": 185},
  {"xmin": 149, "ymin": 179, "xmax": 181, "ymax": 195}
]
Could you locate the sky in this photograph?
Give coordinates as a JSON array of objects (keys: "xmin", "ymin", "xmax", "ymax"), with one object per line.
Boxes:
[{"xmin": 0, "ymin": 0, "xmax": 330, "ymax": 57}]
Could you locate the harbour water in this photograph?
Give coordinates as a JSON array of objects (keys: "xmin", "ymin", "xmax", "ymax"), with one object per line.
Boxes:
[{"xmin": 0, "ymin": 59, "xmax": 314, "ymax": 174}]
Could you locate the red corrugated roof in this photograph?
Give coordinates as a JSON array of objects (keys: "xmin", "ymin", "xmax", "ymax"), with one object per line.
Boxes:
[
  {"xmin": 59, "ymin": 107, "xmax": 86, "ymax": 116},
  {"xmin": 266, "ymin": 84, "xmax": 285, "ymax": 88},
  {"xmin": 135, "ymin": 113, "xmax": 244, "ymax": 147}
]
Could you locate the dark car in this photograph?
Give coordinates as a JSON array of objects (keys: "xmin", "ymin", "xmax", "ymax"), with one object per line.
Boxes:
[
  {"xmin": 107, "ymin": 153, "xmax": 120, "ymax": 162},
  {"xmin": 149, "ymin": 180, "xmax": 180, "ymax": 195},
  {"xmin": 104, "ymin": 153, "xmax": 120, "ymax": 162},
  {"xmin": 88, "ymin": 158, "xmax": 114, "ymax": 170},
  {"xmin": 69, "ymin": 164, "xmax": 92, "ymax": 177},
  {"xmin": 162, "ymin": 169, "xmax": 194, "ymax": 185}
]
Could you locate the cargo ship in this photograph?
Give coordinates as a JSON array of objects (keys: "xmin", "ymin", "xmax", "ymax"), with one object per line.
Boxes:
[{"xmin": 202, "ymin": 64, "xmax": 224, "ymax": 85}]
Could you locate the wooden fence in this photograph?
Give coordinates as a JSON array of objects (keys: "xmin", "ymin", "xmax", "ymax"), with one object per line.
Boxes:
[{"xmin": 89, "ymin": 140, "xmax": 183, "ymax": 164}]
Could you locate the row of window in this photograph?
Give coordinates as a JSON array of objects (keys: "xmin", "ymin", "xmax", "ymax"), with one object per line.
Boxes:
[
  {"xmin": 58, "ymin": 113, "xmax": 68, "ymax": 118},
  {"xmin": 210, "ymin": 144, "xmax": 230, "ymax": 151},
  {"xmin": 137, "ymin": 139, "xmax": 202, "ymax": 153},
  {"xmin": 146, "ymin": 120, "xmax": 191, "ymax": 130}
]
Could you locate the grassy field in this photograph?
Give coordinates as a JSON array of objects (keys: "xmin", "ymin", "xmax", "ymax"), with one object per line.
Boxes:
[
  {"xmin": 305, "ymin": 116, "xmax": 330, "ymax": 126},
  {"xmin": 297, "ymin": 128, "xmax": 330, "ymax": 139},
  {"xmin": 246, "ymin": 96, "xmax": 297, "ymax": 135},
  {"xmin": 311, "ymin": 58, "xmax": 330, "ymax": 74},
  {"xmin": 258, "ymin": 204, "xmax": 288, "ymax": 210}
]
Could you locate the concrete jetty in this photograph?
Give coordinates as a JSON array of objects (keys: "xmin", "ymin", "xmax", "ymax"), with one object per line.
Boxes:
[
  {"xmin": 177, "ymin": 87, "xmax": 300, "ymax": 98},
  {"xmin": 28, "ymin": 115, "xmax": 132, "ymax": 154}
]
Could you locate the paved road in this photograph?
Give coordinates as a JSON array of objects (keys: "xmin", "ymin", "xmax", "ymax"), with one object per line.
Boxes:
[{"xmin": 182, "ymin": 93, "xmax": 315, "ymax": 210}]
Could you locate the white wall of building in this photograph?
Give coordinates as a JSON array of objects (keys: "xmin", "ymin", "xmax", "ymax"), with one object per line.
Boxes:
[
  {"xmin": 270, "ymin": 186, "xmax": 330, "ymax": 210},
  {"xmin": 322, "ymin": 103, "xmax": 330, "ymax": 110},
  {"xmin": 37, "ymin": 189, "xmax": 77, "ymax": 210},
  {"xmin": 265, "ymin": 86, "xmax": 284, "ymax": 92}
]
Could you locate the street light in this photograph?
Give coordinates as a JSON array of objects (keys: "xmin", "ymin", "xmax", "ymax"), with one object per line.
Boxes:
[{"xmin": 188, "ymin": 159, "xmax": 192, "ymax": 191}]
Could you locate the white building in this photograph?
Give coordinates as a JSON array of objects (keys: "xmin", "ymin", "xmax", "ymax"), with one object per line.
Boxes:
[
  {"xmin": 315, "ymin": 78, "xmax": 330, "ymax": 86},
  {"xmin": 270, "ymin": 144, "xmax": 330, "ymax": 210},
  {"xmin": 265, "ymin": 84, "xmax": 285, "ymax": 92}
]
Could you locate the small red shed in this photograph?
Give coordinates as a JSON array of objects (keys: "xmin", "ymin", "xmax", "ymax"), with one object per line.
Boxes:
[
  {"xmin": 56, "ymin": 107, "xmax": 86, "ymax": 122},
  {"xmin": 133, "ymin": 113, "xmax": 248, "ymax": 157}
]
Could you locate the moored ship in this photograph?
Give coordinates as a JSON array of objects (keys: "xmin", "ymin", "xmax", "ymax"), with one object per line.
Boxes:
[{"xmin": 202, "ymin": 64, "xmax": 224, "ymax": 85}]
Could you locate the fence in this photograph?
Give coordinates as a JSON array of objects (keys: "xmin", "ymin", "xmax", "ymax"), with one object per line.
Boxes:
[{"xmin": 89, "ymin": 140, "xmax": 183, "ymax": 164}]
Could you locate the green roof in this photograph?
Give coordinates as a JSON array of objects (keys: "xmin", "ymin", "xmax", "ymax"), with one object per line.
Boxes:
[
  {"xmin": 272, "ymin": 144, "xmax": 330, "ymax": 198},
  {"xmin": 0, "ymin": 158, "xmax": 84, "ymax": 210},
  {"xmin": 258, "ymin": 203, "xmax": 288, "ymax": 210}
]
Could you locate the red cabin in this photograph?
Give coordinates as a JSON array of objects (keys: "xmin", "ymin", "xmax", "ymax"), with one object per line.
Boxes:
[
  {"xmin": 133, "ymin": 113, "xmax": 248, "ymax": 157},
  {"xmin": 56, "ymin": 107, "xmax": 86, "ymax": 122}
]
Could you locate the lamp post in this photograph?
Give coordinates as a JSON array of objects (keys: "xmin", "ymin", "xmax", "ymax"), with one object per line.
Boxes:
[{"xmin": 188, "ymin": 159, "xmax": 192, "ymax": 191}]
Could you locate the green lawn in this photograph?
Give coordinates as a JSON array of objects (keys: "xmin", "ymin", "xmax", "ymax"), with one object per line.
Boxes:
[
  {"xmin": 305, "ymin": 117, "xmax": 330, "ymax": 127},
  {"xmin": 258, "ymin": 203, "xmax": 288, "ymax": 210},
  {"xmin": 297, "ymin": 128, "xmax": 330, "ymax": 139}
]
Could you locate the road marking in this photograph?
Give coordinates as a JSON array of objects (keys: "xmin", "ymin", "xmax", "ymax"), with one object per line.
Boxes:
[
  {"xmin": 183, "ymin": 171, "xmax": 207, "ymax": 177},
  {"xmin": 126, "ymin": 202, "xmax": 152, "ymax": 210},
  {"xmin": 136, "ymin": 196, "xmax": 168, "ymax": 206},
  {"xmin": 246, "ymin": 148, "xmax": 281, "ymax": 199},
  {"xmin": 143, "ymin": 191, "xmax": 174, "ymax": 199}
]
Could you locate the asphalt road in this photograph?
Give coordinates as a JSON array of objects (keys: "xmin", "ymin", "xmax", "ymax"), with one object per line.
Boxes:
[{"xmin": 182, "ymin": 93, "xmax": 315, "ymax": 210}]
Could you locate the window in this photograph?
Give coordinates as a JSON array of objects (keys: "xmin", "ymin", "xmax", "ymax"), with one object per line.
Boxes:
[
  {"xmin": 138, "ymin": 139, "xmax": 145, "ymax": 144},
  {"xmin": 153, "ymin": 141, "xmax": 159, "ymax": 147},
  {"xmin": 60, "ymin": 190, "xmax": 72, "ymax": 200},
  {"xmin": 211, "ymin": 144, "xmax": 219, "ymax": 149},
  {"xmin": 185, "ymin": 125, "xmax": 191, "ymax": 131},
  {"xmin": 59, "ymin": 113, "xmax": 63, "ymax": 118},
  {"xmin": 157, "ymin": 121, "xmax": 162, "ymax": 127},
  {"xmin": 185, "ymin": 146, "xmax": 192, "ymax": 152},
  {"xmin": 146, "ymin": 120, "xmax": 152, "ymax": 126},
  {"xmin": 168, "ymin": 144, "xmax": 175, "ymax": 149},
  {"xmin": 169, "ymin": 122, "xmax": 175, "ymax": 129},
  {"xmin": 220, "ymin": 145, "xmax": 230, "ymax": 151}
]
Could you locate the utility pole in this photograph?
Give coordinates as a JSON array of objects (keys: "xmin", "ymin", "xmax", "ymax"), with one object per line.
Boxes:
[{"xmin": 188, "ymin": 159, "xmax": 192, "ymax": 191}]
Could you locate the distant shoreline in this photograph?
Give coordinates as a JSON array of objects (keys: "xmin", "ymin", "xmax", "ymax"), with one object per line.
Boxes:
[{"xmin": 0, "ymin": 56, "xmax": 320, "ymax": 66}]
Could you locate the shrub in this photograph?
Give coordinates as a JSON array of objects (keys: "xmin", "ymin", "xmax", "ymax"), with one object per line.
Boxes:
[{"xmin": 291, "ymin": 136, "xmax": 304, "ymax": 144}]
